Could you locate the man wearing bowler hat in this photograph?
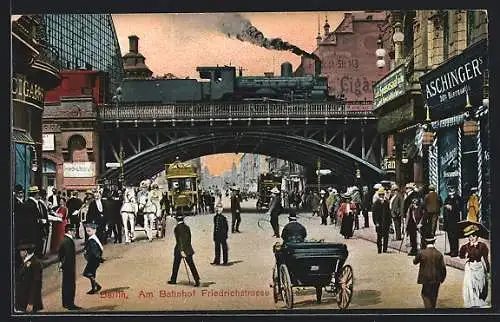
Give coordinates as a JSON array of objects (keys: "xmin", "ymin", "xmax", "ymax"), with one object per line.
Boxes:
[
  {"xmin": 443, "ymin": 187, "xmax": 462, "ymax": 257},
  {"xmin": 15, "ymin": 242, "xmax": 43, "ymax": 313},
  {"xmin": 58, "ymin": 224, "xmax": 82, "ymax": 310},
  {"xmin": 230, "ymin": 185, "xmax": 242, "ymax": 233},
  {"xmin": 168, "ymin": 214, "xmax": 200, "ymax": 287},
  {"xmin": 281, "ymin": 209, "xmax": 307, "ymax": 244},
  {"xmin": 413, "ymin": 234, "xmax": 447, "ymax": 308},
  {"xmin": 21, "ymin": 186, "xmax": 45, "ymax": 258}
]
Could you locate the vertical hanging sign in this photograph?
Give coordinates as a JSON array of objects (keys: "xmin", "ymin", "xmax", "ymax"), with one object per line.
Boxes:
[{"xmin": 438, "ymin": 127, "xmax": 460, "ymax": 203}]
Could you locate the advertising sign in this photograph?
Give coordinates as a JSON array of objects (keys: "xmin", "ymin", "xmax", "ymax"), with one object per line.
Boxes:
[
  {"xmin": 419, "ymin": 39, "xmax": 487, "ymax": 119},
  {"xmin": 373, "ymin": 65, "xmax": 406, "ymax": 110},
  {"xmin": 63, "ymin": 162, "xmax": 95, "ymax": 178},
  {"xmin": 42, "ymin": 133, "xmax": 55, "ymax": 151},
  {"xmin": 11, "ymin": 74, "xmax": 45, "ymax": 107},
  {"xmin": 438, "ymin": 127, "xmax": 459, "ymax": 204}
]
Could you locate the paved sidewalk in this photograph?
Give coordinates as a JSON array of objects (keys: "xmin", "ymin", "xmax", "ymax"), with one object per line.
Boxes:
[{"xmin": 352, "ymin": 213, "xmax": 491, "ymax": 271}]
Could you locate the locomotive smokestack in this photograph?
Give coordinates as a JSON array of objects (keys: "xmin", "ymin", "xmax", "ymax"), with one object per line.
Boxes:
[{"xmin": 128, "ymin": 35, "xmax": 139, "ymax": 54}]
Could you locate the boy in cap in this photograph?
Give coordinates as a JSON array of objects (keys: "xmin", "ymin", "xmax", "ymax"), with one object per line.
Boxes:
[
  {"xmin": 83, "ymin": 221, "xmax": 103, "ymax": 294},
  {"xmin": 212, "ymin": 202, "xmax": 229, "ymax": 265},
  {"xmin": 58, "ymin": 224, "xmax": 82, "ymax": 310},
  {"xmin": 15, "ymin": 242, "xmax": 43, "ymax": 313},
  {"xmin": 413, "ymin": 234, "xmax": 447, "ymax": 308}
]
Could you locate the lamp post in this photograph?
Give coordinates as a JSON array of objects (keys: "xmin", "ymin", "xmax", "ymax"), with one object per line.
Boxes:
[
  {"xmin": 392, "ymin": 21, "xmax": 405, "ymax": 66},
  {"xmin": 375, "ymin": 35, "xmax": 386, "ymax": 69}
]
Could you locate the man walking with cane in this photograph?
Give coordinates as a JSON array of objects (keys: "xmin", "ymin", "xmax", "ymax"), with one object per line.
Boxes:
[{"xmin": 168, "ymin": 214, "xmax": 200, "ymax": 287}]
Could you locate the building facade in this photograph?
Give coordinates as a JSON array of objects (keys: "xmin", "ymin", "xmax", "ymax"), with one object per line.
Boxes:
[
  {"xmin": 298, "ymin": 11, "xmax": 390, "ymax": 111},
  {"xmin": 40, "ymin": 14, "xmax": 124, "ymax": 101},
  {"xmin": 12, "ymin": 15, "xmax": 62, "ymax": 192},
  {"xmin": 373, "ymin": 10, "xmax": 489, "ymax": 227}
]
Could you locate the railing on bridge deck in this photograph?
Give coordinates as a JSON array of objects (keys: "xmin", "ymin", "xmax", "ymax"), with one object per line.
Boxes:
[{"xmin": 98, "ymin": 102, "xmax": 376, "ymax": 121}]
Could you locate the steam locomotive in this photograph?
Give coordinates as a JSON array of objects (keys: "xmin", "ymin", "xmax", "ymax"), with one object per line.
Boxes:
[{"xmin": 116, "ymin": 61, "xmax": 335, "ymax": 104}]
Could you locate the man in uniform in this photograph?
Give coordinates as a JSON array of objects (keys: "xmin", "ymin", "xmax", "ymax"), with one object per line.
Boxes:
[
  {"xmin": 211, "ymin": 202, "xmax": 229, "ymax": 265},
  {"xmin": 281, "ymin": 209, "xmax": 306, "ymax": 244},
  {"xmin": 58, "ymin": 224, "xmax": 82, "ymax": 310},
  {"xmin": 230, "ymin": 186, "xmax": 242, "ymax": 233},
  {"xmin": 413, "ymin": 234, "xmax": 447, "ymax": 308},
  {"xmin": 15, "ymin": 242, "xmax": 43, "ymax": 313},
  {"xmin": 168, "ymin": 215, "xmax": 200, "ymax": 287},
  {"xmin": 267, "ymin": 187, "xmax": 282, "ymax": 238}
]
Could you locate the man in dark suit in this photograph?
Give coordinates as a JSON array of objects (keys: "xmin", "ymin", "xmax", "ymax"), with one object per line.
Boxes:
[
  {"xmin": 443, "ymin": 187, "xmax": 462, "ymax": 257},
  {"xmin": 211, "ymin": 202, "xmax": 229, "ymax": 265},
  {"xmin": 48, "ymin": 188, "xmax": 60, "ymax": 212},
  {"xmin": 168, "ymin": 215, "xmax": 200, "ymax": 287},
  {"xmin": 15, "ymin": 242, "xmax": 43, "ymax": 313},
  {"xmin": 389, "ymin": 184, "xmax": 404, "ymax": 241},
  {"xmin": 86, "ymin": 189, "xmax": 107, "ymax": 244},
  {"xmin": 66, "ymin": 191, "xmax": 83, "ymax": 239},
  {"xmin": 372, "ymin": 188, "xmax": 392, "ymax": 253},
  {"xmin": 230, "ymin": 186, "xmax": 242, "ymax": 233},
  {"xmin": 83, "ymin": 221, "xmax": 103, "ymax": 294},
  {"xmin": 413, "ymin": 235, "xmax": 447, "ymax": 308},
  {"xmin": 14, "ymin": 184, "xmax": 25, "ymax": 267},
  {"xmin": 406, "ymin": 197, "xmax": 424, "ymax": 256},
  {"xmin": 37, "ymin": 189, "xmax": 50, "ymax": 257},
  {"xmin": 281, "ymin": 210, "xmax": 306, "ymax": 244},
  {"xmin": 58, "ymin": 224, "xmax": 82, "ymax": 310},
  {"xmin": 21, "ymin": 186, "xmax": 44, "ymax": 258}
]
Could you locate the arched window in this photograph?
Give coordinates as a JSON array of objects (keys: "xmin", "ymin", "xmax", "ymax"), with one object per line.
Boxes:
[{"xmin": 68, "ymin": 134, "xmax": 87, "ymax": 162}]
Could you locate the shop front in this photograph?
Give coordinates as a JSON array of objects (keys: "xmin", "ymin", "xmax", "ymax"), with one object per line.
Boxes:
[
  {"xmin": 373, "ymin": 64, "xmax": 425, "ymax": 187},
  {"xmin": 419, "ymin": 39, "xmax": 488, "ymax": 227}
]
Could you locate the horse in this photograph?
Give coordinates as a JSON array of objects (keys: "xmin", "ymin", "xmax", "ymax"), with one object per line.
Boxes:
[
  {"xmin": 121, "ymin": 187, "xmax": 138, "ymax": 244},
  {"xmin": 138, "ymin": 192, "xmax": 158, "ymax": 242}
]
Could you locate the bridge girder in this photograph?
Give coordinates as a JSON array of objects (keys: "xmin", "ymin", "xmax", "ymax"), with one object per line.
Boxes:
[{"xmin": 101, "ymin": 128, "xmax": 386, "ymax": 186}]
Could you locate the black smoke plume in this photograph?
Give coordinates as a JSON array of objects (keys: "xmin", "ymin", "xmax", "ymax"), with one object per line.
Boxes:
[{"xmin": 220, "ymin": 13, "xmax": 320, "ymax": 63}]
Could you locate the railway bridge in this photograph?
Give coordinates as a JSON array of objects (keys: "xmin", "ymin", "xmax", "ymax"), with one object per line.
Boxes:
[{"xmin": 97, "ymin": 101, "xmax": 386, "ymax": 185}]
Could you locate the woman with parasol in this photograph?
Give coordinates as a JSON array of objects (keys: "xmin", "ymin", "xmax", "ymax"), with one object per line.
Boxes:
[{"xmin": 458, "ymin": 222, "xmax": 490, "ymax": 308}]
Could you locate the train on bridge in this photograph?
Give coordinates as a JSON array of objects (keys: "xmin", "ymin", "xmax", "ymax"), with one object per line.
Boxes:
[{"xmin": 116, "ymin": 61, "xmax": 338, "ymax": 104}]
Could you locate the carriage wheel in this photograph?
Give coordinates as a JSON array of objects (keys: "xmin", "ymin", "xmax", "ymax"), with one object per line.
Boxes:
[
  {"xmin": 272, "ymin": 265, "xmax": 280, "ymax": 303},
  {"xmin": 336, "ymin": 265, "xmax": 354, "ymax": 309},
  {"xmin": 315, "ymin": 286, "xmax": 322, "ymax": 304},
  {"xmin": 279, "ymin": 264, "xmax": 294, "ymax": 309}
]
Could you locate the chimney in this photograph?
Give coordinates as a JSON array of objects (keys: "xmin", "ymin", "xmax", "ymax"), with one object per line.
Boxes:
[{"xmin": 129, "ymin": 35, "xmax": 139, "ymax": 54}]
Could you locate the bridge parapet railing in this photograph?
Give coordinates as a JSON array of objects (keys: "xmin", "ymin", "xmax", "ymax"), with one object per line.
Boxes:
[{"xmin": 99, "ymin": 102, "xmax": 375, "ymax": 120}]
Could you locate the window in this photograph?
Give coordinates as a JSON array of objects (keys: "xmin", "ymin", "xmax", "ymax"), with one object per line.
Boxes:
[
  {"xmin": 467, "ymin": 10, "xmax": 476, "ymax": 46},
  {"xmin": 443, "ymin": 12, "xmax": 449, "ymax": 59},
  {"xmin": 68, "ymin": 134, "xmax": 87, "ymax": 162}
]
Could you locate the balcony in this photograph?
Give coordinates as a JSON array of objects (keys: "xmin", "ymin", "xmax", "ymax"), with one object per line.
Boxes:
[{"xmin": 30, "ymin": 42, "xmax": 62, "ymax": 89}]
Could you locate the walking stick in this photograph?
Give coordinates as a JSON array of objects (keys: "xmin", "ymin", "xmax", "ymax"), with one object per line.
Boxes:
[{"xmin": 182, "ymin": 257, "xmax": 192, "ymax": 285}]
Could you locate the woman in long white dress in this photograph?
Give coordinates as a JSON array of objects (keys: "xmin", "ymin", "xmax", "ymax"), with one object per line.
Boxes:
[{"xmin": 459, "ymin": 224, "xmax": 490, "ymax": 308}]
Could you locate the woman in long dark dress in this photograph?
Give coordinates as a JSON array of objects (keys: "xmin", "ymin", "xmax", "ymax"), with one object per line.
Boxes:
[{"xmin": 338, "ymin": 194, "xmax": 357, "ymax": 239}]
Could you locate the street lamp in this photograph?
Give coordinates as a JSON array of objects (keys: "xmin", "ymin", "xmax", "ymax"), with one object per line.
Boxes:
[
  {"xmin": 392, "ymin": 22, "xmax": 405, "ymax": 43},
  {"xmin": 375, "ymin": 35, "xmax": 386, "ymax": 69}
]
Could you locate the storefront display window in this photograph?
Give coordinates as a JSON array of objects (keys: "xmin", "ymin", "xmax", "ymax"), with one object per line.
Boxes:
[{"xmin": 15, "ymin": 143, "xmax": 32, "ymax": 193}]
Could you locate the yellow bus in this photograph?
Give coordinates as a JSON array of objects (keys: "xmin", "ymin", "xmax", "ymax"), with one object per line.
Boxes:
[{"xmin": 165, "ymin": 159, "xmax": 199, "ymax": 216}]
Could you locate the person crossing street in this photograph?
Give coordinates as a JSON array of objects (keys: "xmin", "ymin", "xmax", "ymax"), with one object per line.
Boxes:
[{"xmin": 230, "ymin": 186, "xmax": 242, "ymax": 233}]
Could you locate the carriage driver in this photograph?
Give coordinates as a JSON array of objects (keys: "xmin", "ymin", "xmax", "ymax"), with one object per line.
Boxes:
[{"xmin": 281, "ymin": 209, "xmax": 307, "ymax": 244}]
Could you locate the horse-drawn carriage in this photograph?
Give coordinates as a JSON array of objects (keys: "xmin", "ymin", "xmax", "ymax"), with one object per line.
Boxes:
[{"xmin": 272, "ymin": 241, "xmax": 353, "ymax": 309}]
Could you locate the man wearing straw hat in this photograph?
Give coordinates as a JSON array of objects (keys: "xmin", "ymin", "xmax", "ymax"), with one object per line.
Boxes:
[
  {"xmin": 267, "ymin": 187, "xmax": 282, "ymax": 238},
  {"xmin": 413, "ymin": 234, "xmax": 447, "ymax": 308},
  {"xmin": 15, "ymin": 242, "xmax": 43, "ymax": 313},
  {"xmin": 168, "ymin": 214, "xmax": 200, "ymax": 287}
]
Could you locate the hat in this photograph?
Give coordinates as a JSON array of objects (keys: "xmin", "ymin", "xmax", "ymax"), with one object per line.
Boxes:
[
  {"xmin": 391, "ymin": 184, "xmax": 399, "ymax": 191},
  {"xmin": 320, "ymin": 189, "xmax": 326, "ymax": 194},
  {"xmin": 151, "ymin": 182, "xmax": 159, "ymax": 188},
  {"xmin": 331, "ymin": 189, "xmax": 338, "ymax": 194},
  {"xmin": 405, "ymin": 183, "xmax": 415, "ymax": 189},
  {"xmin": 428, "ymin": 184, "xmax": 436, "ymax": 191},
  {"xmin": 288, "ymin": 211, "xmax": 297, "ymax": 220},
  {"xmin": 271, "ymin": 187, "xmax": 280, "ymax": 194},
  {"xmin": 377, "ymin": 187, "xmax": 386, "ymax": 194},
  {"xmin": 463, "ymin": 224, "xmax": 480, "ymax": 237},
  {"xmin": 216, "ymin": 202, "xmax": 223, "ymax": 207},
  {"xmin": 470, "ymin": 187, "xmax": 478, "ymax": 191},
  {"xmin": 17, "ymin": 242, "xmax": 36, "ymax": 251},
  {"xmin": 424, "ymin": 235, "xmax": 437, "ymax": 243},
  {"xmin": 15, "ymin": 184, "xmax": 24, "ymax": 193},
  {"xmin": 28, "ymin": 186, "xmax": 39, "ymax": 193},
  {"xmin": 373, "ymin": 183, "xmax": 382, "ymax": 189},
  {"xmin": 85, "ymin": 221, "xmax": 98, "ymax": 229},
  {"xmin": 328, "ymin": 187, "xmax": 333, "ymax": 192},
  {"xmin": 341, "ymin": 192, "xmax": 351, "ymax": 199},
  {"xmin": 175, "ymin": 214, "xmax": 185, "ymax": 221},
  {"xmin": 351, "ymin": 186, "xmax": 359, "ymax": 191}
]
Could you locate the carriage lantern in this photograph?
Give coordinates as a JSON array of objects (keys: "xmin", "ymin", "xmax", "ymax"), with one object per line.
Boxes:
[
  {"xmin": 463, "ymin": 120, "xmax": 479, "ymax": 136},
  {"xmin": 422, "ymin": 131, "xmax": 435, "ymax": 145}
]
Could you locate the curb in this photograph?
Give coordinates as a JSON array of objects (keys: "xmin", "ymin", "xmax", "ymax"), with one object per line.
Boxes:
[{"xmin": 354, "ymin": 229, "xmax": 465, "ymax": 271}]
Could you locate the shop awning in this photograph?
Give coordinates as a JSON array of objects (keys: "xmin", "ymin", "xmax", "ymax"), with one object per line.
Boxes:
[{"xmin": 12, "ymin": 130, "xmax": 35, "ymax": 145}]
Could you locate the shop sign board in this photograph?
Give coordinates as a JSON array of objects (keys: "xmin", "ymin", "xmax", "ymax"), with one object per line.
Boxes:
[
  {"xmin": 420, "ymin": 39, "xmax": 487, "ymax": 119},
  {"xmin": 63, "ymin": 162, "xmax": 95, "ymax": 178},
  {"xmin": 373, "ymin": 65, "xmax": 407, "ymax": 110}
]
